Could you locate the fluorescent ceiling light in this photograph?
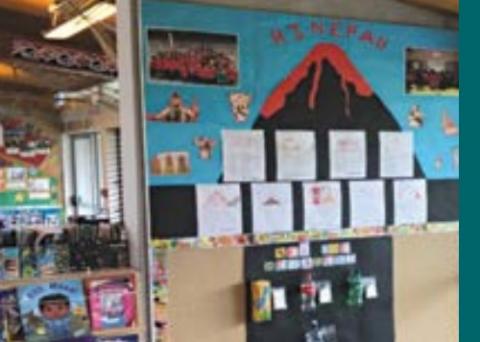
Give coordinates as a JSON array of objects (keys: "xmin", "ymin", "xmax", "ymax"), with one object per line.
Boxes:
[{"xmin": 44, "ymin": 2, "xmax": 116, "ymax": 40}]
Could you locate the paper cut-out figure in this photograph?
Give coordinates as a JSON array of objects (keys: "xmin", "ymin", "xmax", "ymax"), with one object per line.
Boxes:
[
  {"xmin": 408, "ymin": 105, "xmax": 424, "ymax": 128},
  {"xmin": 346, "ymin": 270, "xmax": 364, "ymax": 308},
  {"xmin": 149, "ymin": 92, "xmax": 199, "ymax": 122},
  {"xmin": 442, "ymin": 112, "xmax": 458, "ymax": 136},
  {"xmin": 434, "ymin": 156, "xmax": 443, "ymax": 170},
  {"xmin": 452, "ymin": 146, "xmax": 459, "ymax": 170},
  {"xmin": 150, "ymin": 152, "xmax": 191, "ymax": 175},
  {"xmin": 194, "ymin": 136, "xmax": 215, "ymax": 159},
  {"xmin": 229, "ymin": 93, "xmax": 251, "ymax": 122}
]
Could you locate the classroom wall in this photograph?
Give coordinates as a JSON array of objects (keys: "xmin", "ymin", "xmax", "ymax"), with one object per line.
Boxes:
[
  {"xmin": 166, "ymin": 232, "xmax": 458, "ymax": 342},
  {"xmin": 394, "ymin": 233, "xmax": 458, "ymax": 342},
  {"xmin": 135, "ymin": 1, "xmax": 458, "ymax": 341},
  {"xmin": 173, "ymin": 0, "xmax": 458, "ymax": 28}
]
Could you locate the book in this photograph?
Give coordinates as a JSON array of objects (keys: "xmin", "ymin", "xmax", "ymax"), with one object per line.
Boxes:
[
  {"xmin": 0, "ymin": 247, "xmax": 19, "ymax": 281},
  {"xmin": 0, "ymin": 289, "xmax": 24, "ymax": 342},
  {"xmin": 86, "ymin": 276, "xmax": 137, "ymax": 331},
  {"xmin": 17, "ymin": 280, "xmax": 90, "ymax": 342}
]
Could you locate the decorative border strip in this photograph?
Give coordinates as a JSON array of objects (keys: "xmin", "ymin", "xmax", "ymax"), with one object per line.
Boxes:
[{"xmin": 150, "ymin": 221, "xmax": 459, "ymax": 250}]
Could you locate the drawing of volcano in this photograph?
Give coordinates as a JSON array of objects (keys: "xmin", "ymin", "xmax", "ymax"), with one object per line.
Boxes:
[{"xmin": 253, "ymin": 43, "xmax": 424, "ymax": 180}]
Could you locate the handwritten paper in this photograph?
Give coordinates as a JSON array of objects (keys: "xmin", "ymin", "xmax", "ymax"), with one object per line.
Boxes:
[
  {"xmin": 349, "ymin": 180, "xmax": 385, "ymax": 228},
  {"xmin": 251, "ymin": 183, "xmax": 293, "ymax": 234},
  {"xmin": 380, "ymin": 131, "xmax": 414, "ymax": 178},
  {"xmin": 222, "ymin": 130, "xmax": 265, "ymax": 182},
  {"xmin": 329, "ymin": 130, "xmax": 366, "ymax": 179},
  {"xmin": 393, "ymin": 179, "xmax": 427, "ymax": 225},
  {"xmin": 303, "ymin": 182, "xmax": 342, "ymax": 231},
  {"xmin": 196, "ymin": 184, "xmax": 243, "ymax": 237},
  {"xmin": 276, "ymin": 130, "xmax": 316, "ymax": 180}
]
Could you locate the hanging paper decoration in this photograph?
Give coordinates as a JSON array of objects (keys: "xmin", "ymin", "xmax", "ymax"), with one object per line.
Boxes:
[{"xmin": 346, "ymin": 270, "xmax": 365, "ymax": 307}]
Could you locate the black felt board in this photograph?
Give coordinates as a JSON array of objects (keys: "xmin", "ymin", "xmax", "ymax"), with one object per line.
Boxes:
[
  {"xmin": 244, "ymin": 237, "xmax": 394, "ymax": 342},
  {"xmin": 150, "ymin": 181, "xmax": 458, "ymax": 239},
  {"xmin": 428, "ymin": 180, "xmax": 458, "ymax": 222},
  {"xmin": 149, "ymin": 186, "xmax": 197, "ymax": 239}
]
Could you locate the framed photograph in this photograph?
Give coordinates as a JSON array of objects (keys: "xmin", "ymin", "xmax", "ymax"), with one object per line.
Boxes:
[
  {"xmin": 406, "ymin": 48, "xmax": 458, "ymax": 96},
  {"xmin": 148, "ymin": 28, "xmax": 239, "ymax": 86}
]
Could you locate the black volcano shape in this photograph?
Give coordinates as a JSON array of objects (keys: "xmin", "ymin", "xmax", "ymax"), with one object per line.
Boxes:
[{"xmin": 253, "ymin": 60, "xmax": 425, "ymax": 181}]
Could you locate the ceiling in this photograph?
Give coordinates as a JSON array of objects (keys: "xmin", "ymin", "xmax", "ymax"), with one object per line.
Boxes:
[
  {"xmin": 401, "ymin": 0, "xmax": 458, "ymax": 14},
  {"xmin": 0, "ymin": 0, "xmax": 457, "ymax": 98},
  {"xmin": 0, "ymin": 0, "xmax": 52, "ymax": 17},
  {"xmin": 0, "ymin": 0, "xmax": 115, "ymax": 97}
]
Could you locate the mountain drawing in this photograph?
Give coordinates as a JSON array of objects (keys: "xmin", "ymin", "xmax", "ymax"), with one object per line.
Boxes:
[{"xmin": 253, "ymin": 43, "xmax": 425, "ymax": 180}]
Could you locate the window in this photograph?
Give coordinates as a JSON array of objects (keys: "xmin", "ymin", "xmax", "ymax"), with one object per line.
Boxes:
[
  {"xmin": 68, "ymin": 133, "xmax": 102, "ymax": 217},
  {"xmin": 104, "ymin": 128, "xmax": 123, "ymax": 223},
  {"xmin": 63, "ymin": 129, "xmax": 123, "ymax": 223}
]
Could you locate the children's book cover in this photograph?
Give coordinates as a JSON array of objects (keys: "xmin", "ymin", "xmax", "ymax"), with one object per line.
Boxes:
[
  {"xmin": 0, "ymin": 247, "xmax": 19, "ymax": 280},
  {"xmin": 0, "ymin": 289, "xmax": 24, "ymax": 342},
  {"xmin": 86, "ymin": 276, "xmax": 137, "ymax": 331},
  {"xmin": 17, "ymin": 280, "xmax": 90, "ymax": 342}
]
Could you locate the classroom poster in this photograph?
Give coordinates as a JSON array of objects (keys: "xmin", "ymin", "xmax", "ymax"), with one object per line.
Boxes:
[{"xmin": 140, "ymin": 0, "xmax": 458, "ymax": 240}]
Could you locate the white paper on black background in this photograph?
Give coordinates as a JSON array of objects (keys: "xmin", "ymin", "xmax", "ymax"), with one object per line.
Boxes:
[
  {"xmin": 303, "ymin": 182, "xmax": 342, "ymax": 231},
  {"xmin": 275, "ymin": 130, "xmax": 316, "ymax": 180},
  {"xmin": 222, "ymin": 130, "xmax": 266, "ymax": 182},
  {"xmin": 329, "ymin": 130, "xmax": 366, "ymax": 179},
  {"xmin": 251, "ymin": 183, "xmax": 293, "ymax": 234},
  {"xmin": 349, "ymin": 180, "xmax": 386, "ymax": 228},
  {"xmin": 393, "ymin": 179, "xmax": 427, "ymax": 225},
  {"xmin": 196, "ymin": 184, "xmax": 243, "ymax": 237},
  {"xmin": 380, "ymin": 131, "xmax": 414, "ymax": 178}
]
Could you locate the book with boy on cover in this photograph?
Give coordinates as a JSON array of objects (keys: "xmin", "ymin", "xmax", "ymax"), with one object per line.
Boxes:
[
  {"xmin": 0, "ymin": 289, "xmax": 24, "ymax": 342},
  {"xmin": 17, "ymin": 280, "xmax": 90, "ymax": 342}
]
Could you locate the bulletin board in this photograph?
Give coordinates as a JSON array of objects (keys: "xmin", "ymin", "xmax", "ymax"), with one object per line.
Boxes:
[
  {"xmin": 0, "ymin": 112, "xmax": 63, "ymax": 229},
  {"xmin": 245, "ymin": 238, "xmax": 393, "ymax": 342},
  {"xmin": 164, "ymin": 232, "xmax": 458, "ymax": 342},
  {"xmin": 140, "ymin": 0, "xmax": 459, "ymax": 240}
]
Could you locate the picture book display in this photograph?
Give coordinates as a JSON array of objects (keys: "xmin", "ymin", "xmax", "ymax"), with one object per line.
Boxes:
[
  {"xmin": 141, "ymin": 0, "xmax": 459, "ymax": 240},
  {"xmin": 0, "ymin": 289, "xmax": 24, "ymax": 342},
  {"xmin": 17, "ymin": 280, "xmax": 90, "ymax": 341}
]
